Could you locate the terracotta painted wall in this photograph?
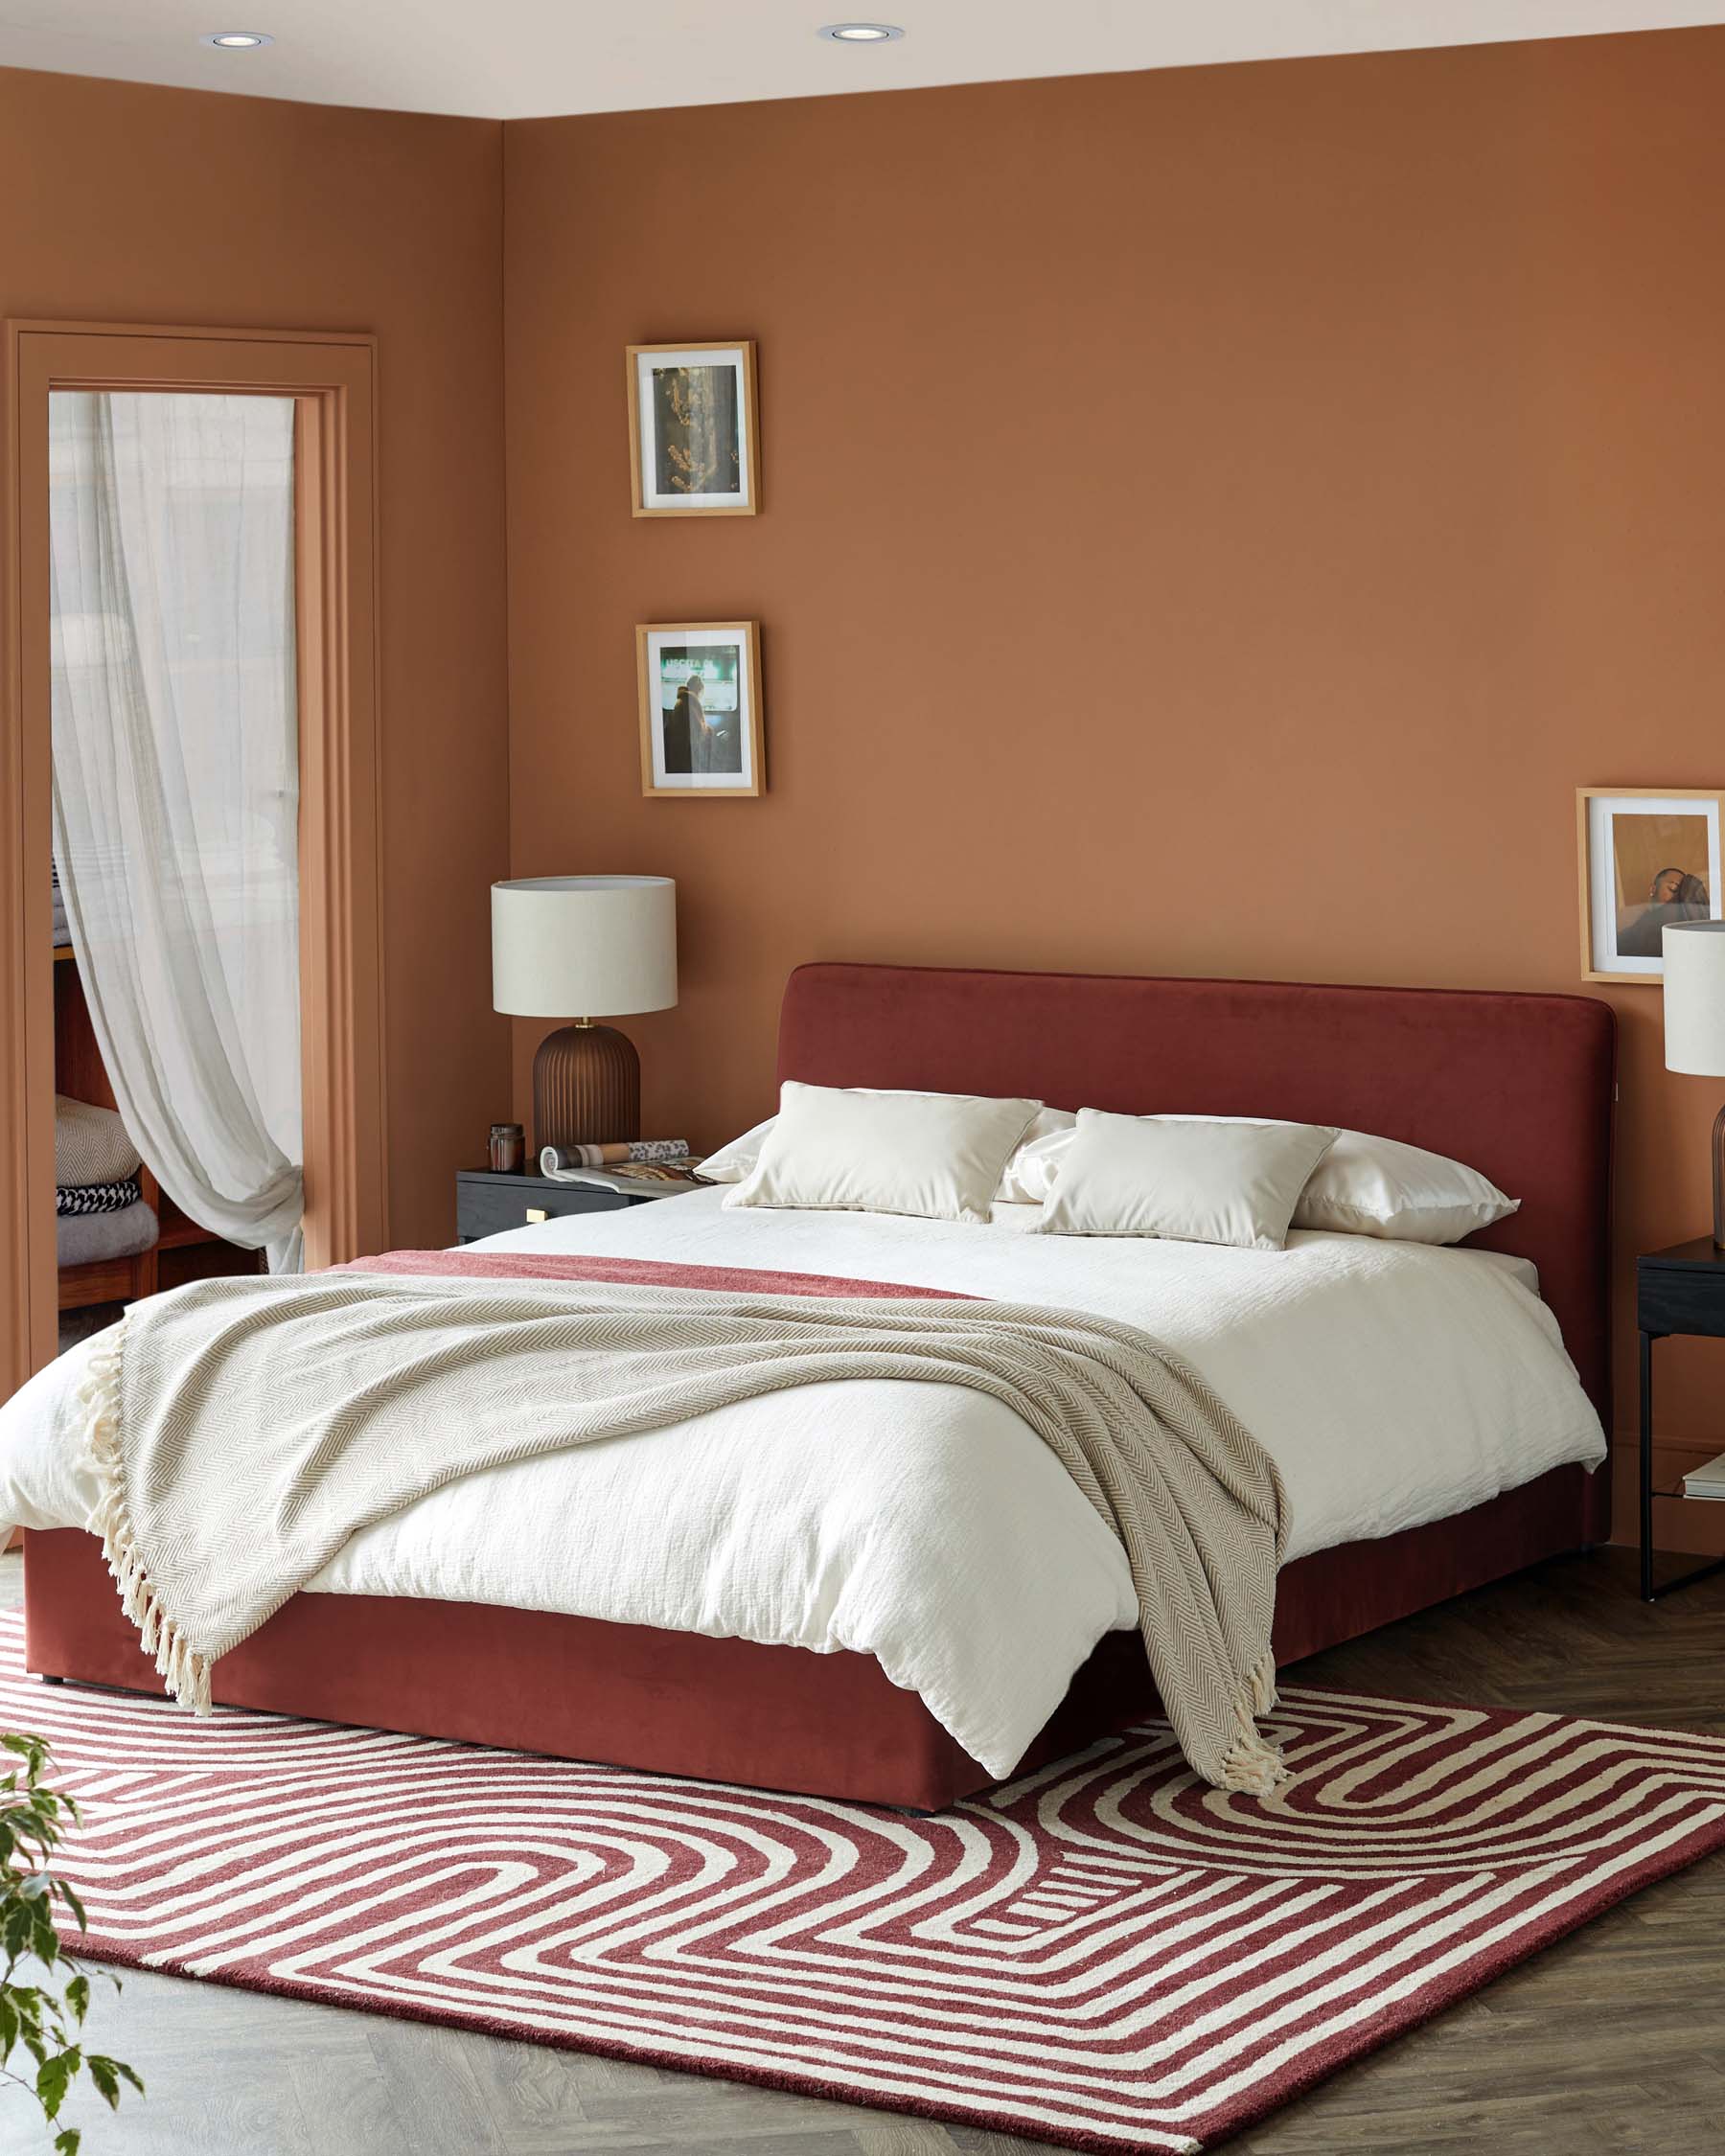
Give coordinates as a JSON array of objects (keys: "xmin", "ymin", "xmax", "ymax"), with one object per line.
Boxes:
[
  {"xmin": 0, "ymin": 66, "xmax": 510, "ymax": 1250},
  {"xmin": 504, "ymin": 27, "xmax": 1725, "ymax": 1511}
]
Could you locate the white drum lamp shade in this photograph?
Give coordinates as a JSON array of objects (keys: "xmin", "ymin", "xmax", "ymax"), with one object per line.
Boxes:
[
  {"xmin": 492, "ymin": 876, "xmax": 677, "ymax": 1152},
  {"xmin": 492, "ymin": 876, "xmax": 677, "ymax": 1021},
  {"xmin": 1663, "ymin": 919, "xmax": 1725, "ymax": 1248},
  {"xmin": 1665, "ymin": 920, "xmax": 1725, "ymax": 1075}
]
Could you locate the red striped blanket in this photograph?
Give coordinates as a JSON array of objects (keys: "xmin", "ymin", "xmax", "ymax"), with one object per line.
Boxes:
[{"xmin": 343, "ymin": 1249, "xmax": 971, "ymax": 1301}]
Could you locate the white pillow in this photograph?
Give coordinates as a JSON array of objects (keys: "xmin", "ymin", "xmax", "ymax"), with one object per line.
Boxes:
[
  {"xmin": 1034, "ymin": 1109, "xmax": 1339, "ymax": 1251},
  {"xmin": 724, "ymin": 1081, "xmax": 1043, "ymax": 1224},
  {"xmin": 1000, "ymin": 1107, "xmax": 1077, "ymax": 1201},
  {"xmin": 1014, "ymin": 1113, "xmax": 1517, "ymax": 1248},
  {"xmin": 700, "ymin": 1114, "xmax": 778, "ymax": 1182},
  {"xmin": 702, "ymin": 1098, "xmax": 1074, "ymax": 1204},
  {"xmin": 1295, "ymin": 1128, "xmax": 1518, "ymax": 1244}
]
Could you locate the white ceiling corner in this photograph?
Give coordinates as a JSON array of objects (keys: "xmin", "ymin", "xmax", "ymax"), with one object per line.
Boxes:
[{"xmin": 0, "ymin": 0, "xmax": 1719, "ymax": 123}]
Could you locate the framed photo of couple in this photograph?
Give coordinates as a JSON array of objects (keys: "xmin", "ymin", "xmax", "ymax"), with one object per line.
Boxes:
[
  {"xmin": 637, "ymin": 622, "xmax": 764, "ymax": 798},
  {"xmin": 1576, "ymin": 786, "xmax": 1725, "ymax": 980}
]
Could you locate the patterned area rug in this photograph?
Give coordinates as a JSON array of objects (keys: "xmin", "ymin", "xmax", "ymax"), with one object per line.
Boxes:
[{"xmin": 8, "ymin": 1613, "xmax": 1725, "ymax": 2154}]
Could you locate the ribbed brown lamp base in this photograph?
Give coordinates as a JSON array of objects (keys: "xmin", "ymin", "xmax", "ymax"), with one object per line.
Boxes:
[
  {"xmin": 532, "ymin": 1022, "xmax": 641, "ymax": 1153},
  {"xmin": 1714, "ymin": 1099, "xmax": 1725, "ymax": 1250}
]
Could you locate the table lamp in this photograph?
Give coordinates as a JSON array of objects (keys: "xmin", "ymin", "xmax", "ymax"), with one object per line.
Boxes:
[
  {"xmin": 1663, "ymin": 918, "xmax": 1725, "ymax": 1249},
  {"xmin": 492, "ymin": 875, "xmax": 677, "ymax": 1152}
]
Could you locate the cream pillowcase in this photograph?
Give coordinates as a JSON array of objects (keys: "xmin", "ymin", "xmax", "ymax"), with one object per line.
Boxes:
[
  {"xmin": 1035, "ymin": 1109, "xmax": 1339, "ymax": 1250},
  {"xmin": 703, "ymin": 1098, "xmax": 1073, "ymax": 1205},
  {"xmin": 724, "ymin": 1081, "xmax": 1043, "ymax": 1224},
  {"xmin": 1014, "ymin": 1114, "xmax": 1517, "ymax": 1247},
  {"xmin": 1293, "ymin": 1128, "xmax": 1518, "ymax": 1244},
  {"xmin": 999, "ymin": 1107, "xmax": 1077, "ymax": 1201},
  {"xmin": 699, "ymin": 1115, "xmax": 777, "ymax": 1182}
]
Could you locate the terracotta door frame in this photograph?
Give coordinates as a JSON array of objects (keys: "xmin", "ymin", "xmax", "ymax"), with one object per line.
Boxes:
[{"xmin": 1, "ymin": 321, "xmax": 386, "ymax": 1394}]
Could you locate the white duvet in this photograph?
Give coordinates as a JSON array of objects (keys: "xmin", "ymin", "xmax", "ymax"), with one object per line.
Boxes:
[{"xmin": 0, "ymin": 1191, "xmax": 1605, "ymax": 1777}]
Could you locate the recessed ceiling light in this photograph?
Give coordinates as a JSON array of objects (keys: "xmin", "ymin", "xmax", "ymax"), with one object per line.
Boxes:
[
  {"xmin": 818, "ymin": 22, "xmax": 905, "ymax": 42},
  {"xmin": 201, "ymin": 30, "xmax": 272, "ymax": 48}
]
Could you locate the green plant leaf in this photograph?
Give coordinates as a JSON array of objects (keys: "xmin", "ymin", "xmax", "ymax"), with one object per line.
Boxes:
[
  {"xmin": 32, "ymin": 1904, "xmax": 60, "ymax": 1965},
  {"xmin": 35, "ymin": 2044, "xmax": 79, "ymax": 2120},
  {"xmin": 1, "ymin": 1801, "xmax": 44, "ymax": 1839},
  {"xmin": 88, "ymin": 2053, "xmax": 142, "ymax": 2105},
  {"xmin": 0, "ymin": 1736, "xmax": 143, "ymax": 2140}
]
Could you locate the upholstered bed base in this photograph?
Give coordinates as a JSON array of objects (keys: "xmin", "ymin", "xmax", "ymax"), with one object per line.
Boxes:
[
  {"xmin": 19, "ymin": 962, "xmax": 1615, "ymax": 1810},
  {"xmin": 24, "ymin": 1463, "xmax": 1592, "ymax": 1810}
]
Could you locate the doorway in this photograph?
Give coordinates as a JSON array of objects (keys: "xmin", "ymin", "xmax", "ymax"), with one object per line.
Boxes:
[{"xmin": 2, "ymin": 323, "xmax": 387, "ymax": 1396}]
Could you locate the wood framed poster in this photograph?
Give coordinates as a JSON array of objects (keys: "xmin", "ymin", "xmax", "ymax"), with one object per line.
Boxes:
[
  {"xmin": 1576, "ymin": 786, "xmax": 1725, "ymax": 981},
  {"xmin": 637, "ymin": 621, "xmax": 764, "ymax": 797},
  {"xmin": 626, "ymin": 341, "xmax": 759, "ymax": 516}
]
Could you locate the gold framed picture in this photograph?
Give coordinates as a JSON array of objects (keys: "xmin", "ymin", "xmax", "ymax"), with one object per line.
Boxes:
[
  {"xmin": 626, "ymin": 341, "xmax": 759, "ymax": 516},
  {"xmin": 1576, "ymin": 786, "xmax": 1725, "ymax": 981},
  {"xmin": 637, "ymin": 622, "xmax": 764, "ymax": 798}
]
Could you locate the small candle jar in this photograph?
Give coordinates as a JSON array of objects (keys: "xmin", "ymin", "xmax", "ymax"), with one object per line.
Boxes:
[{"xmin": 489, "ymin": 1121, "xmax": 525, "ymax": 1175}]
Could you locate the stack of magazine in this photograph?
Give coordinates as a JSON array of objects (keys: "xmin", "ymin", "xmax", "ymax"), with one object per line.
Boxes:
[
  {"xmin": 539, "ymin": 1139, "xmax": 709, "ymax": 1200},
  {"xmin": 1681, "ymin": 1451, "xmax": 1725, "ymax": 1501}
]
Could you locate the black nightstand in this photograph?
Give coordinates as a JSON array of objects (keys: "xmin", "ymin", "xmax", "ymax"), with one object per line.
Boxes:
[
  {"xmin": 1638, "ymin": 1237, "xmax": 1725, "ymax": 1602},
  {"xmin": 455, "ymin": 1168, "xmax": 662, "ymax": 1245}
]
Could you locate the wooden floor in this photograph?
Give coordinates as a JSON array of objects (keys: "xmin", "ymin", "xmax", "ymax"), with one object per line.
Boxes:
[{"xmin": 7, "ymin": 1548, "xmax": 1724, "ymax": 2156}]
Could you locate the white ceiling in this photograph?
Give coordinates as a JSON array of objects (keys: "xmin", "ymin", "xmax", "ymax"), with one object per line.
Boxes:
[{"xmin": 0, "ymin": 0, "xmax": 1719, "ymax": 121}]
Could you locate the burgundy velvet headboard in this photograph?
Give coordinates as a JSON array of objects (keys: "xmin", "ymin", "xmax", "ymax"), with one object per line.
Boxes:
[{"xmin": 777, "ymin": 963, "xmax": 1616, "ymax": 1432}]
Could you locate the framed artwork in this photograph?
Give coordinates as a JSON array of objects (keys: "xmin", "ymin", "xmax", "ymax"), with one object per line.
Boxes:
[
  {"xmin": 1576, "ymin": 787, "xmax": 1724, "ymax": 980},
  {"xmin": 637, "ymin": 622, "xmax": 764, "ymax": 798},
  {"xmin": 626, "ymin": 341, "xmax": 759, "ymax": 516}
]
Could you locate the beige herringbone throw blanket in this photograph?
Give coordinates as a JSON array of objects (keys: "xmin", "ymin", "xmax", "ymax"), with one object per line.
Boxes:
[{"xmin": 79, "ymin": 1271, "xmax": 1290, "ymax": 1793}]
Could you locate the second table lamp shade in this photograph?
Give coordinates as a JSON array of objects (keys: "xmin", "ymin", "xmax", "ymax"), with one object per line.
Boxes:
[
  {"xmin": 1663, "ymin": 918, "xmax": 1725, "ymax": 1249},
  {"xmin": 492, "ymin": 876, "xmax": 677, "ymax": 1151}
]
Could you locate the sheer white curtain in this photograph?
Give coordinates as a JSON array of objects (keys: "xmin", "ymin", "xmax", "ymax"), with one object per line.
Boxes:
[{"xmin": 49, "ymin": 391, "xmax": 305, "ymax": 1273}]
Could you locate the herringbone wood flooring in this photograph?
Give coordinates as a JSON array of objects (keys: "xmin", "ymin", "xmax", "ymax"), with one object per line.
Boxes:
[{"xmin": 5, "ymin": 1548, "xmax": 1722, "ymax": 2156}]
